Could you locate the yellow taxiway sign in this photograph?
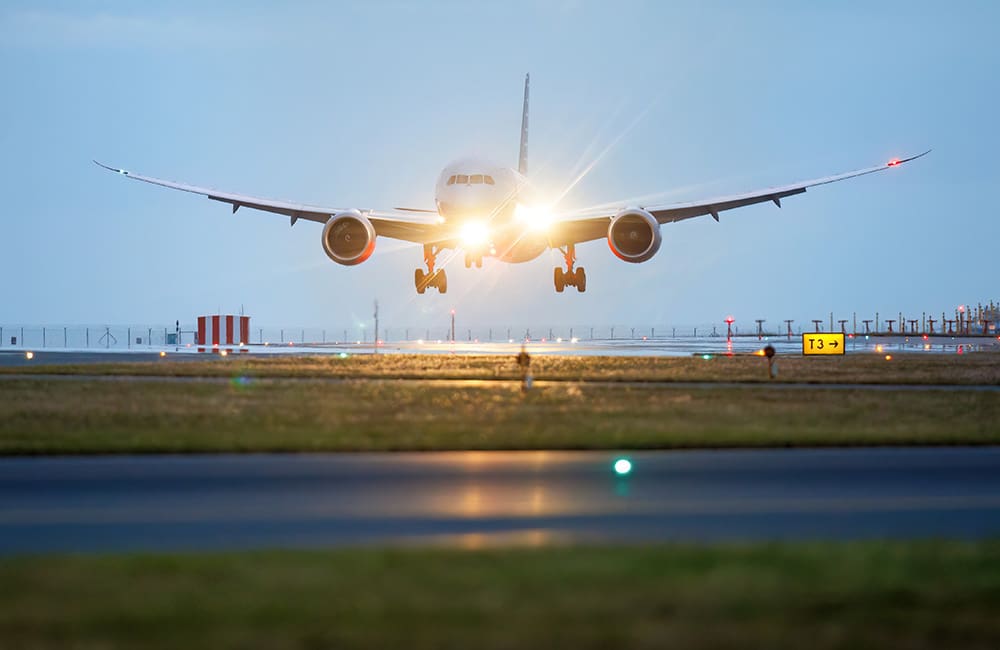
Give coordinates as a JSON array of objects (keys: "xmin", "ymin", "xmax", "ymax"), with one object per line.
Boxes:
[{"xmin": 802, "ymin": 332, "xmax": 845, "ymax": 356}]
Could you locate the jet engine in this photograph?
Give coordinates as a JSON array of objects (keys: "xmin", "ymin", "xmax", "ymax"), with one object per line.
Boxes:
[
  {"xmin": 322, "ymin": 210, "xmax": 376, "ymax": 266},
  {"xmin": 607, "ymin": 208, "xmax": 661, "ymax": 263}
]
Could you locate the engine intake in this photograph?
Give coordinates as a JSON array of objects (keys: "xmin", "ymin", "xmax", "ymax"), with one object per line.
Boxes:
[
  {"xmin": 322, "ymin": 210, "xmax": 376, "ymax": 266},
  {"xmin": 607, "ymin": 208, "xmax": 661, "ymax": 263}
]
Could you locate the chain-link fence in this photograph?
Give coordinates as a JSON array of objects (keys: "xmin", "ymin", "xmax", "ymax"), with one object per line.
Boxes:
[
  {"xmin": 0, "ymin": 325, "xmax": 199, "ymax": 350},
  {"xmin": 0, "ymin": 323, "xmax": 761, "ymax": 349},
  {"xmin": 5, "ymin": 314, "xmax": 992, "ymax": 351}
]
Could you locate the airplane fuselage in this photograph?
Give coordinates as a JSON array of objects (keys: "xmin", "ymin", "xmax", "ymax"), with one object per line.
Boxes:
[{"xmin": 434, "ymin": 158, "xmax": 548, "ymax": 263}]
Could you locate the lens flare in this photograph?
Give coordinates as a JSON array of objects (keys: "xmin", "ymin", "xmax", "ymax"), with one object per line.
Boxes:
[
  {"xmin": 460, "ymin": 221, "xmax": 490, "ymax": 246},
  {"xmin": 514, "ymin": 203, "xmax": 553, "ymax": 232}
]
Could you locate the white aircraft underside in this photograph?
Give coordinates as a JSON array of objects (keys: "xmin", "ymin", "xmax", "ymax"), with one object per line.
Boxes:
[{"xmin": 97, "ymin": 74, "xmax": 928, "ymax": 294}]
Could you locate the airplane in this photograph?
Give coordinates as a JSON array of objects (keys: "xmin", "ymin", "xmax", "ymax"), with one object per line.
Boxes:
[{"xmin": 97, "ymin": 74, "xmax": 927, "ymax": 294}]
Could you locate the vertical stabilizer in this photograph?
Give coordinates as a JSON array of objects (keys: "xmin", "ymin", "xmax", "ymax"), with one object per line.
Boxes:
[{"xmin": 518, "ymin": 73, "xmax": 529, "ymax": 175}]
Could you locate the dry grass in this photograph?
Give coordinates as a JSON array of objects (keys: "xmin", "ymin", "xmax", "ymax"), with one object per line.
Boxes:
[
  {"xmin": 1, "ymin": 378, "xmax": 997, "ymax": 453},
  {"xmin": 3, "ymin": 351, "xmax": 999, "ymax": 385}
]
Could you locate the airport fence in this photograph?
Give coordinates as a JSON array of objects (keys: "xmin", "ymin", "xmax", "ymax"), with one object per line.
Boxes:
[
  {"xmin": 4, "ymin": 313, "xmax": 996, "ymax": 351},
  {"xmin": 0, "ymin": 325, "xmax": 187, "ymax": 350},
  {"xmin": 0, "ymin": 323, "xmax": 781, "ymax": 349}
]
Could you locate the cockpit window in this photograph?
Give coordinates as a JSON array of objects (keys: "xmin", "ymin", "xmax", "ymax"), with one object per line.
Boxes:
[
  {"xmin": 447, "ymin": 175, "xmax": 456, "ymax": 186},
  {"xmin": 470, "ymin": 174, "xmax": 484, "ymax": 184},
  {"xmin": 456, "ymin": 174, "xmax": 469, "ymax": 184},
  {"xmin": 484, "ymin": 175, "xmax": 495, "ymax": 185}
]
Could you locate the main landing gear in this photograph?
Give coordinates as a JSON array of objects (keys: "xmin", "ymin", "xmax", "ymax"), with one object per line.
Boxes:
[
  {"xmin": 415, "ymin": 244, "xmax": 447, "ymax": 294},
  {"xmin": 554, "ymin": 244, "xmax": 586, "ymax": 293}
]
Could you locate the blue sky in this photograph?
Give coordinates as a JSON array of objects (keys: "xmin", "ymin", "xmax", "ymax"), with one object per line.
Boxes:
[{"xmin": 1, "ymin": 1, "xmax": 996, "ymax": 332}]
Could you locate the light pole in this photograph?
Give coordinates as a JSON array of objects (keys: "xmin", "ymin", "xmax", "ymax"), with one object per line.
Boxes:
[
  {"xmin": 450, "ymin": 309, "xmax": 456, "ymax": 343},
  {"xmin": 725, "ymin": 316, "xmax": 735, "ymax": 341}
]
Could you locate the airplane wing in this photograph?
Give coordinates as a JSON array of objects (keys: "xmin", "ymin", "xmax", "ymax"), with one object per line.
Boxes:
[
  {"xmin": 94, "ymin": 161, "xmax": 444, "ymax": 245},
  {"xmin": 545, "ymin": 151, "xmax": 930, "ymax": 247}
]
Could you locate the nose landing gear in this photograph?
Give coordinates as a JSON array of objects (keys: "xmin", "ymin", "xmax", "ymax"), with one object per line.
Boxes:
[
  {"xmin": 554, "ymin": 244, "xmax": 586, "ymax": 293},
  {"xmin": 415, "ymin": 244, "xmax": 447, "ymax": 294}
]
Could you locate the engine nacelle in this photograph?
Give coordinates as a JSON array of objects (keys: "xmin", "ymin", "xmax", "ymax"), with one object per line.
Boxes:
[
  {"xmin": 322, "ymin": 210, "xmax": 376, "ymax": 266},
  {"xmin": 607, "ymin": 207, "xmax": 661, "ymax": 263}
]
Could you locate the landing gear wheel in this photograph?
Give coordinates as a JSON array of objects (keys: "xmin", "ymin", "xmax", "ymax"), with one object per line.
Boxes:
[
  {"xmin": 464, "ymin": 255, "xmax": 472, "ymax": 269},
  {"xmin": 554, "ymin": 267, "xmax": 565, "ymax": 293},
  {"xmin": 575, "ymin": 267, "xmax": 586, "ymax": 293},
  {"xmin": 417, "ymin": 244, "xmax": 448, "ymax": 295},
  {"xmin": 475, "ymin": 256, "xmax": 483, "ymax": 269}
]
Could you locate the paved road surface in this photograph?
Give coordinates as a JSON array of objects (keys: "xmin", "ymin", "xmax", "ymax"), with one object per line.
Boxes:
[
  {"xmin": 2, "ymin": 448, "xmax": 999, "ymax": 554},
  {"xmin": 1, "ymin": 332, "xmax": 995, "ymax": 366}
]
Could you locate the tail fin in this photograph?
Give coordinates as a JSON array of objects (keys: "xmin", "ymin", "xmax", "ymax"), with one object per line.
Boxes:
[{"xmin": 518, "ymin": 73, "xmax": 529, "ymax": 175}]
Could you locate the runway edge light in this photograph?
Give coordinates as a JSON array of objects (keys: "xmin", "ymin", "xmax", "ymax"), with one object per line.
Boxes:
[{"xmin": 613, "ymin": 458, "xmax": 633, "ymax": 476}]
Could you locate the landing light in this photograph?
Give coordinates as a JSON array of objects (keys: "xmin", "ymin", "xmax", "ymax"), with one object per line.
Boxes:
[
  {"xmin": 613, "ymin": 458, "xmax": 633, "ymax": 476},
  {"xmin": 460, "ymin": 221, "xmax": 490, "ymax": 246}
]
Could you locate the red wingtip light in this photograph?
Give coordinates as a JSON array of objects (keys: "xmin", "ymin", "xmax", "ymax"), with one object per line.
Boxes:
[{"xmin": 887, "ymin": 158, "xmax": 900, "ymax": 167}]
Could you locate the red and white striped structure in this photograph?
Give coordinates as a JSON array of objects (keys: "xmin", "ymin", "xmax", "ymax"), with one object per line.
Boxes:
[{"xmin": 197, "ymin": 315, "xmax": 250, "ymax": 353}]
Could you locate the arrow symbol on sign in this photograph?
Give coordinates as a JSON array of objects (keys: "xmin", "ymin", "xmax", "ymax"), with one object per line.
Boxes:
[{"xmin": 831, "ymin": 340, "xmax": 839, "ymax": 348}]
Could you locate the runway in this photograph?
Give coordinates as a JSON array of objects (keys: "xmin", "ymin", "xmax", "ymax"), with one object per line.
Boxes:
[
  {"xmin": 2, "ymin": 447, "xmax": 999, "ymax": 554},
  {"xmin": 0, "ymin": 334, "xmax": 996, "ymax": 366}
]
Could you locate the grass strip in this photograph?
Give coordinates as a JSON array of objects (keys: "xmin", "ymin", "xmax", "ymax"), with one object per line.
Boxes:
[
  {"xmin": 2, "ymin": 542, "xmax": 999, "ymax": 649},
  {"xmin": 2, "ymin": 352, "xmax": 998, "ymax": 385},
  {"xmin": 1, "ymin": 378, "xmax": 997, "ymax": 453}
]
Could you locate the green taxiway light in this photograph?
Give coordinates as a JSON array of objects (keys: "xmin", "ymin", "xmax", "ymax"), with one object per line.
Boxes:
[
  {"xmin": 613, "ymin": 458, "xmax": 633, "ymax": 476},
  {"xmin": 701, "ymin": 354, "xmax": 714, "ymax": 360},
  {"xmin": 339, "ymin": 352, "xmax": 349, "ymax": 359}
]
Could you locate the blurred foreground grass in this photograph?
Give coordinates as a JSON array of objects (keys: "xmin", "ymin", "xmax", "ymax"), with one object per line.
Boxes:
[
  {"xmin": 1, "ymin": 377, "xmax": 997, "ymax": 453},
  {"xmin": 2, "ymin": 542, "xmax": 999, "ymax": 649},
  {"xmin": 4, "ymin": 350, "xmax": 1000, "ymax": 384}
]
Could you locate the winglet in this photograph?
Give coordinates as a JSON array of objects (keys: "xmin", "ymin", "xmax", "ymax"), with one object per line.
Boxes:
[
  {"xmin": 887, "ymin": 149, "xmax": 931, "ymax": 167},
  {"xmin": 93, "ymin": 160, "xmax": 129, "ymax": 176}
]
